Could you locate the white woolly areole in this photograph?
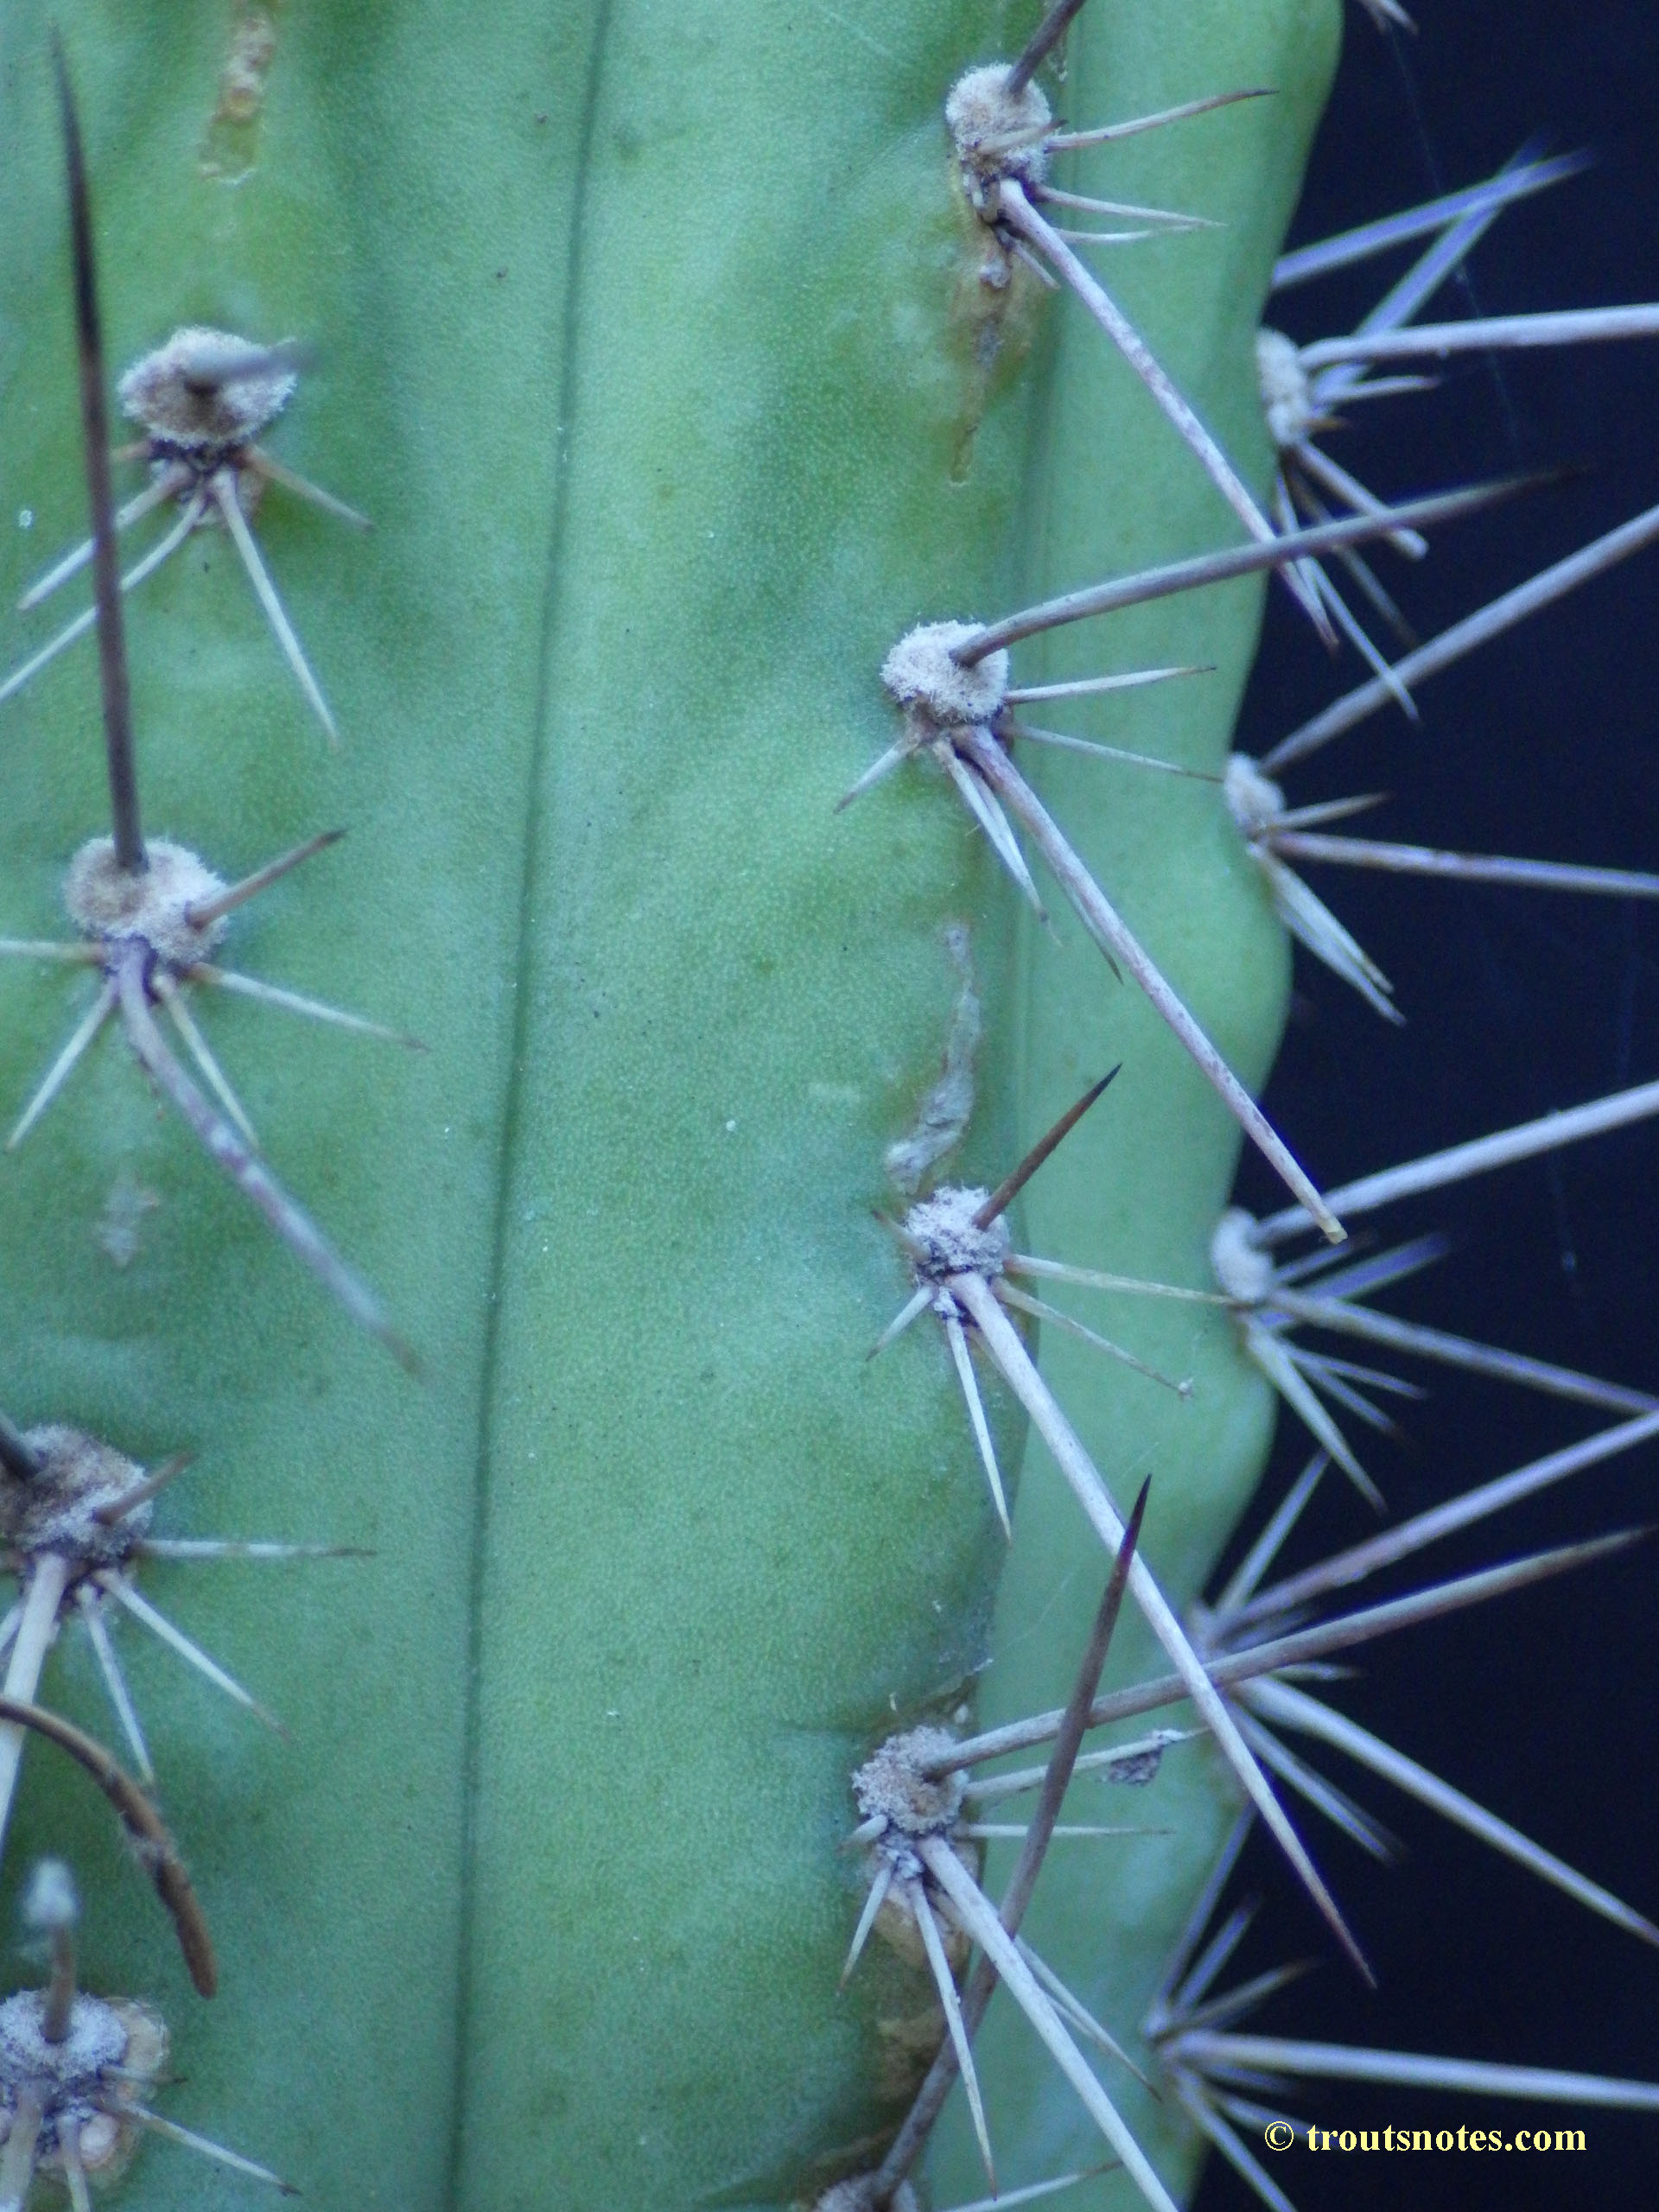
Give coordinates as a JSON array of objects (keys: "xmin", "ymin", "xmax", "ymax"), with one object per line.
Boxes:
[
  {"xmin": 945, "ymin": 64, "xmax": 1052, "ymax": 188},
  {"xmin": 1224, "ymin": 752, "xmax": 1286, "ymax": 839},
  {"xmin": 881, "ymin": 622, "xmax": 1008, "ymax": 735},
  {"xmin": 904, "ymin": 1185, "xmax": 1010, "ymax": 1287},
  {"xmin": 0, "ymin": 1993, "xmax": 124, "ymax": 2091},
  {"xmin": 118, "ymin": 327, "xmax": 296, "ymax": 450},
  {"xmin": 1211, "ymin": 1206, "xmax": 1274, "ymax": 1305},
  {"xmin": 65, "ymin": 838, "xmax": 230, "ymax": 969},
  {"xmin": 0, "ymin": 1991, "xmax": 165, "ymax": 2169},
  {"xmin": 1256, "ymin": 327, "xmax": 1314, "ymax": 449},
  {"xmin": 3, "ymin": 1427, "xmax": 153, "ymax": 1569},
  {"xmin": 853, "ymin": 1726, "xmax": 966, "ymax": 1839}
]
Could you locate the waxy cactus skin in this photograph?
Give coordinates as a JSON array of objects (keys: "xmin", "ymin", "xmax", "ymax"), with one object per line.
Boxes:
[{"xmin": 0, "ymin": 1, "xmax": 1369, "ymax": 2207}]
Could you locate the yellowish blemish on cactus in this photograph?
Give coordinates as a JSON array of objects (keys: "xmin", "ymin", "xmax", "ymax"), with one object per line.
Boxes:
[{"xmin": 198, "ymin": 5, "xmax": 280, "ymax": 184}]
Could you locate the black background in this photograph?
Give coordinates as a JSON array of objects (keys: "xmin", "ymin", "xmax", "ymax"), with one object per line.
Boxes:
[{"xmin": 1193, "ymin": 3, "xmax": 1659, "ymax": 2207}]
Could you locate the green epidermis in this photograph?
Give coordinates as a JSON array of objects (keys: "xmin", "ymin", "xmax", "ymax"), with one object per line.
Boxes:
[{"xmin": 0, "ymin": 1, "xmax": 1331, "ymax": 2207}]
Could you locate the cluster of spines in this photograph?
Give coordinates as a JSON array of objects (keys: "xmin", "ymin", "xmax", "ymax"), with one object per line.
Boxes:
[
  {"xmin": 0, "ymin": 36, "xmax": 410, "ymax": 2208},
  {"xmin": 825, "ymin": 7, "xmax": 1659, "ymax": 2209}
]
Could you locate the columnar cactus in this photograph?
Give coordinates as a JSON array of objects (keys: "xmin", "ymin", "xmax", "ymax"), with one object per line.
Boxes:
[{"xmin": 0, "ymin": 4, "xmax": 1653, "ymax": 2212}]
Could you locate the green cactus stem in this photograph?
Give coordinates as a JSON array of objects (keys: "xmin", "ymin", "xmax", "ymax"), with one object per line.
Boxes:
[{"xmin": 21, "ymin": 0, "xmax": 1611, "ymax": 2208}]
